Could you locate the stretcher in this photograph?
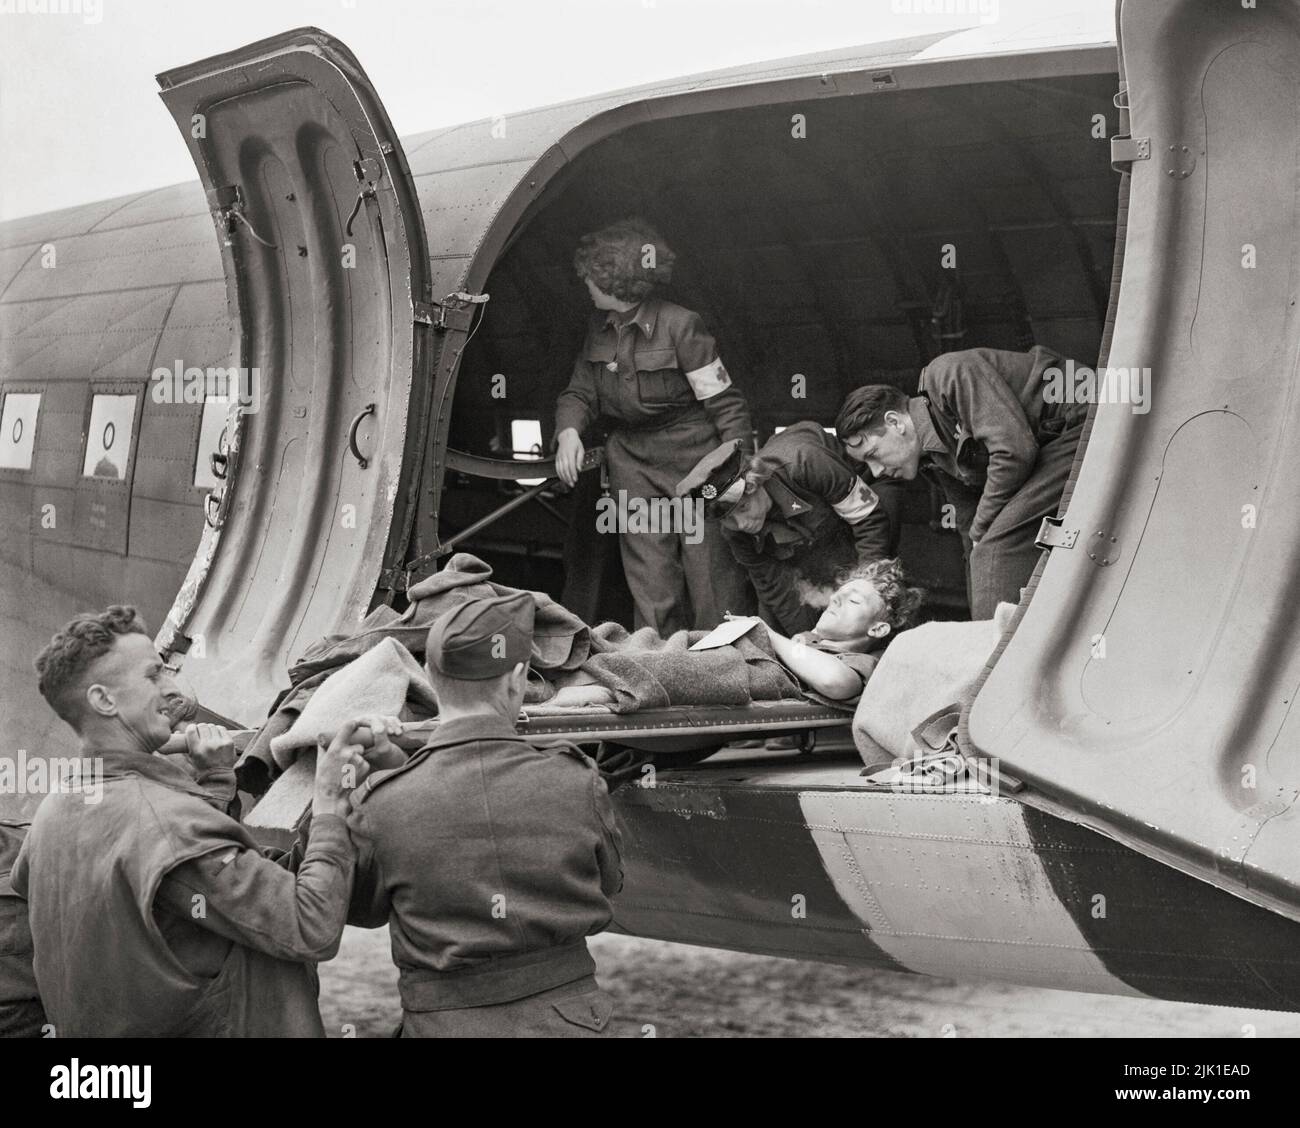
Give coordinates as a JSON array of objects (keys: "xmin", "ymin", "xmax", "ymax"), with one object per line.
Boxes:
[{"xmin": 177, "ymin": 698, "xmax": 855, "ymax": 848}]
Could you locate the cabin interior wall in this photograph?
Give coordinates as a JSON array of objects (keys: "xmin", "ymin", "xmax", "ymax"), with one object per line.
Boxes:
[{"xmin": 441, "ymin": 73, "xmax": 1119, "ymax": 624}]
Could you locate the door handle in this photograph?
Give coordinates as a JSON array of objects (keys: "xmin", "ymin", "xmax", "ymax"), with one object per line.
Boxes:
[{"xmin": 348, "ymin": 403, "xmax": 377, "ymax": 469}]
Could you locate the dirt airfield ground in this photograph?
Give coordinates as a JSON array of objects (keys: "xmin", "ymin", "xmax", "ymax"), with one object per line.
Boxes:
[{"xmin": 319, "ymin": 926, "xmax": 1300, "ymax": 1038}]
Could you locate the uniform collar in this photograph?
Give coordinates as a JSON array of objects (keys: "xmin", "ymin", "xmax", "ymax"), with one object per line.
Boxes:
[
  {"xmin": 354, "ymin": 711, "xmax": 527, "ymax": 805},
  {"xmin": 764, "ymin": 475, "xmax": 813, "ymax": 519},
  {"xmin": 416, "ymin": 712, "xmax": 523, "ymax": 751},
  {"xmin": 908, "ymin": 395, "xmax": 949, "ymax": 456},
  {"xmin": 602, "ymin": 295, "xmax": 659, "ymax": 337},
  {"xmin": 93, "ymin": 747, "xmax": 214, "ymax": 800}
]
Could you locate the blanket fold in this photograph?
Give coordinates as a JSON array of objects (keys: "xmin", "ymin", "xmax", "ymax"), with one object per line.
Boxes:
[{"xmin": 578, "ymin": 624, "xmax": 801, "ymax": 713}]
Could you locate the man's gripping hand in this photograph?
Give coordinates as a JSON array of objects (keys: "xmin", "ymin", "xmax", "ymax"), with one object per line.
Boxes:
[
  {"xmin": 183, "ymin": 722, "xmax": 236, "ymax": 777},
  {"xmin": 354, "ymin": 715, "xmax": 407, "ymax": 771},
  {"xmin": 314, "ymin": 720, "xmax": 373, "ymax": 819}
]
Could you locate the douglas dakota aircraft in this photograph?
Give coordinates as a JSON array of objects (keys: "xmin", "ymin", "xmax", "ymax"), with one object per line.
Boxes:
[{"xmin": 5, "ymin": 0, "xmax": 1300, "ymax": 1013}]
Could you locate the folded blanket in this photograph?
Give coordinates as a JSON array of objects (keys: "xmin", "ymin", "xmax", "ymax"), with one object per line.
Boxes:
[
  {"xmin": 287, "ymin": 552, "xmax": 591, "ymax": 685},
  {"xmin": 578, "ymin": 623, "xmax": 801, "ymax": 713},
  {"xmin": 268, "ymin": 638, "xmax": 437, "ymax": 768},
  {"xmin": 852, "ymin": 602, "xmax": 1017, "ymax": 766}
]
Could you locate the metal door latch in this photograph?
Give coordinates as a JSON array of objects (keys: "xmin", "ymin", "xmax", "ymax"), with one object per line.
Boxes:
[{"xmin": 414, "ymin": 292, "xmax": 490, "ymax": 333}]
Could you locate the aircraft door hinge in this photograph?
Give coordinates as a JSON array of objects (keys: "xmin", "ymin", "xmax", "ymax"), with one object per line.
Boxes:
[
  {"xmin": 1110, "ymin": 134, "xmax": 1150, "ymax": 172},
  {"xmin": 414, "ymin": 291, "xmax": 490, "ymax": 334},
  {"xmin": 378, "ymin": 566, "xmax": 409, "ymax": 593},
  {"xmin": 1035, "ymin": 516, "xmax": 1079, "ymax": 551}
]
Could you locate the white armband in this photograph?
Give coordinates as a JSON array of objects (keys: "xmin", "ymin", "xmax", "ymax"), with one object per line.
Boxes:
[
  {"xmin": 833, "ymin": 479, "xmax": 879, "ymax": 523},
  {"xmin": 685, "ymin": 358, "xmax": 732, "ymax": 400}
]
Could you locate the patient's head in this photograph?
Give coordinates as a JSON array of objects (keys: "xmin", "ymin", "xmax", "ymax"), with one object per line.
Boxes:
[{"xmin": 813, "ymin": 559, "xmax": 924, "ymax": 646}]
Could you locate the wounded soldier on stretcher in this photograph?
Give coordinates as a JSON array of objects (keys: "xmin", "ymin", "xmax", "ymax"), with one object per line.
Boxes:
[
  {"xmin": 243, "ymin": 553, "xmax": 925, "ymax": 781},
  {"xmin": 547, "ymin": 558, "xmax": 923, "ymax": 707}
]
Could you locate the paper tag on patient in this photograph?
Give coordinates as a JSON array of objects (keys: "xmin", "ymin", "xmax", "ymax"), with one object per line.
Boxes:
[{"xmin": 691, "ymin": 617, "xmax": 761, "ymax": 651}]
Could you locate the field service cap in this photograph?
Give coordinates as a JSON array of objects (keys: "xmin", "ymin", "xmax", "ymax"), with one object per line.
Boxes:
[
  {"xmin": 425, "ymin": 592, "xmax": 535, "ymax": 680},
  {"xmin": 675, "ymin": 439, "xmax": 747, "ymax": 515}
]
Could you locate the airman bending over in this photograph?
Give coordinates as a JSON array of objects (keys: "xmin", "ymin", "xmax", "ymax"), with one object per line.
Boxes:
[{"xmin": 836, "ymin": 346, "xmax": 1086, "ymax": 619}]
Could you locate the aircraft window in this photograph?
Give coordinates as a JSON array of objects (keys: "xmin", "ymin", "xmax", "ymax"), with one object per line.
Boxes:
[
  {"xmin": 0, "ymin": 392, "xmax": 40, "ymax": 470},
  {"xmin": 193, "ymin": 396, "xmax": 233, "ymax": 489},
  {"xmin": 511, "ymin": 418, "xmax": 545, "ymax": 486},
  {"xmin": 81, "ymin": 393, "xmax": 137, "ymax": 480}
]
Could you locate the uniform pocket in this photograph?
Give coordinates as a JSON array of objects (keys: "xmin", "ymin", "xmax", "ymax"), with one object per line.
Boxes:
[
  {"xmin": 584, "ymin": 336, "xmax": 617, "ymax": 365},
  {"xmin": 635, "ymin": 367, "xmax": 692, "ymax": 408},
  {"xmin": 552, "ymin": 988, "xmax": 613, "ymax": 1033}
]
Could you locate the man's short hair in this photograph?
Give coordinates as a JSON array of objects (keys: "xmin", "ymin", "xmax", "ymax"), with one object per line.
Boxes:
[
  {"xmin": 835, "ymin": 384, "xmax": 911, "ymax": 439},
  {"xmin": 573, "ymin": 218, "xmax": 676, "ymax": 303},
  {"xmin": 35, "ymin": 605, "xmax": 148, "ymax": 726},
  {"xmin": 836, "ymin": 558, "xmax": 924, "ymax": 632}
]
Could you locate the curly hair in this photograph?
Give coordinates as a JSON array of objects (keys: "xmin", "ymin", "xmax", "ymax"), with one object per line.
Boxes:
[
  {"xmin": 834, "ymin": 384, "xmax": 910, "ymax": 440},
  {"xmin": 573, "ymin": 218, "xmax": 676, "ymax": 303},
  {"xmin": 836, "ymin": 558, "xmax": 924, "ymax": 632},
  {"xmin": 740, "ymin": 452, "xmax": 783, "ymax": 496},
  {"xmin": 35, "ymin": 605, "xmax": 148, "ymax": 725}
]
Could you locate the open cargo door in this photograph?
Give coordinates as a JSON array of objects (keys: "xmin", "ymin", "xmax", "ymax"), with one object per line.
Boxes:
[
  {"xmin": 153, "ymin": 28, "xmax": 431, "ymax": 724},
  {"xmin": 969, "ymin": 0, "xmax": 1300, "ymax": 923}
]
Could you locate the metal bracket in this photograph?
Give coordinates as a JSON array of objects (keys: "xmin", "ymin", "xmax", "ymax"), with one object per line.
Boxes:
[
  {"xmin": 414, "ymin": 292, "xmax": 489, "ymax": 334},
  {"xmin": 378, "ymin": 567, "xmax": 409, "ymax": 594},
  {"xmin": 210, "ymin": 183, "xmax": 277, "ymax": 248},
  {"xmin": 1035, "ymin": 516, "xmax": 1079, "ymax": 551},
  {"xmin": 1110, "ymin": 134, "xmax": 1151, "ymax": 172}
]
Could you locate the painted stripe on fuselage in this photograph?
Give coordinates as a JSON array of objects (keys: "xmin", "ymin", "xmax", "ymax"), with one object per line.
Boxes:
[
  {"xmin": 613, "ymin": 779, "xmax": 910, "ymax": 971},
  {"xmin": 798, "ymin": 790, "xmax": 1140, "ymax": 996},
  {"xmin": 613, "ymin": 759, "xmax": 1300, "ymax": 1008},
  {"xmin": 1022, "ymin": 806, "xmax": 1300, "ymax": 1010}
]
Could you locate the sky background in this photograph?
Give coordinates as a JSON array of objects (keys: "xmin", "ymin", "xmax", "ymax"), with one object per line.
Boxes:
[{"xmin": 0, "ymin": 0, "xmax": 1114, "ymax": 221}]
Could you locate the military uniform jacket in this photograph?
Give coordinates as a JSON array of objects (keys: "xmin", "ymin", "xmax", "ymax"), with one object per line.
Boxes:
[
  {"xmin": 723, "ymin": 421, "xmax": 900, "ymax": 635},
  {"xmin": 555, "ymin": 295, "xmax": 752, "ymax": 444},
  {"xmin": 915, "ymin": 345, "xmax": 1086, "ymax": 542},
  {"xmin": 0, "ymin": 819, "xmax": 43, "ymax": 1037},
  {"xmin": 347, "ymin": 713, "xmax": 624, "ymax": 1012},
  {"xmin": 12, "ymin": 750, "xmax": 348, "ymax": 1037}
]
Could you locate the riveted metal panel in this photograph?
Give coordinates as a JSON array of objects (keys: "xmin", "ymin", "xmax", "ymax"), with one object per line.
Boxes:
[
  {"xmin": 970, "ymin": 0, "xmax": 1300, "ymax": 922},
  {"xmin": 3, "ymin": 215, "xmax": 222, "ymax": 303},
  {"xmin": 152, "ymin": 27, "xmax": 433, "ymax": 725},
  {"xmin": 88, "ymin": 181, "xmax": 212, "ymax": 233},
  {"xmin": 0, "ymin": 195, "xmax": 140, "ymax": 251}
]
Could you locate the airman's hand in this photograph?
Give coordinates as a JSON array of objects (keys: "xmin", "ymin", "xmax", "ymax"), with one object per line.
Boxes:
[
  {"xmin": 183, "ymin": 723, "xmax": 235, "ymax": 776},
  {"xmin": 314, "ymin": 720, "xmax": 371, "ymax": 818},
  {"xmin": 355, "ymin": 715, "xmax": 407, "ymax": 771},
  {"xmin": 555, "ymin": 428, "xmax": 584, "ymax": 488},
  {"xmin": 593, "ymin": 742, "xmax": 651, "ymax": 794}
]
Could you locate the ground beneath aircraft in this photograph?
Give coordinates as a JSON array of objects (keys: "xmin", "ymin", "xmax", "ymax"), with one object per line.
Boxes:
[{"xmin": 318, "ymin": 926, "xmax": 1300, "ymax": 1038}]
